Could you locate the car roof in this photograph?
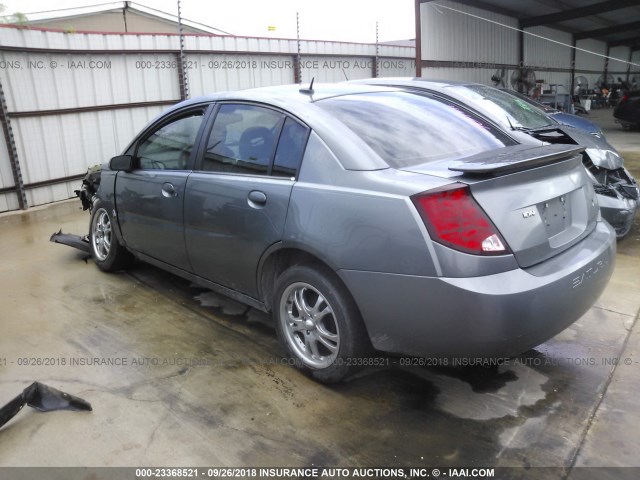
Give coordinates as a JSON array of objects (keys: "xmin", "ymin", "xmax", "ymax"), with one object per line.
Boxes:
[
  {"xmin": 166, "ymin": 83, "xmax": 403, "ymax": 115},
  {"xmin": 351, "ymin": 77, "xmax": 476, "ymax": 90}
]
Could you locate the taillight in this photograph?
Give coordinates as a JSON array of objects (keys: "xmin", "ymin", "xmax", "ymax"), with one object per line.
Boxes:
[
  {"xmin": 620, "ymin": 95, "xmax": 629, "ymax": 104},
  {"xmin": 412, "ymin": 184, "xmax": 510, "ymax": 255}
]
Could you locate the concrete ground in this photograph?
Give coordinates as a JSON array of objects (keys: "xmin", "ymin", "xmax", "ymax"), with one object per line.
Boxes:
[{"xmin": 0, "ymin": 108, "xmax": 639, "ymax": 477}]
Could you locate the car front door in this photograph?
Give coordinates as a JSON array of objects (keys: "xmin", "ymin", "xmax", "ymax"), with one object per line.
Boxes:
[
  {"xmin": 116, "ymin": 106, "xmax": 209, "ymax": 270},
  {"xmin": 185, "ymin": 103, "xmax": 309, "ymax": 297}
]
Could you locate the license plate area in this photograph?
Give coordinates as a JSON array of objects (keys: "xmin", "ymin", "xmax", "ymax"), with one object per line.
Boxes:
[{"xmin": 538, "ymin": 194, "xmax": 572, "ymax": 237}]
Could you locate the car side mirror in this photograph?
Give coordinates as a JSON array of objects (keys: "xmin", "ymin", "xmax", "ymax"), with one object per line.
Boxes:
[{"xmin": 109, "ymin": 155, "xmax": 134, "ymax": 172}]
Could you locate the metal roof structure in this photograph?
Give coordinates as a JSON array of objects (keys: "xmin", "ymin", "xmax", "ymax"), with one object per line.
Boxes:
[
  {"xmin": 2, "ymin": 1, "xmax": 231, "ymax": 35},
  {"xmin": 420, "ymin": 0, "xmax": 640, "ymax": 50}
]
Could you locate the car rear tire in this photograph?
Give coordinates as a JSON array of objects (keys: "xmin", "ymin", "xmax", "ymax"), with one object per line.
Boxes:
[
  {"xmin": 273, "ymin": 264, "xmax": 370, "ymax": 383},
  {"xmin": 89, "ymin": 203, "xmax": 133, "ymax": 272}
]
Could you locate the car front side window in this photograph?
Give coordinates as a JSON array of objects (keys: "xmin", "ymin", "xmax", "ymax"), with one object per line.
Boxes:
[{"xmin": 137, "ymin": 110, "xmax": 205, "ymax": 170}]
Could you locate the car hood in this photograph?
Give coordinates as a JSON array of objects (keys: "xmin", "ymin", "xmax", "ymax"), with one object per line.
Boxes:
[
  {"xmin": 553, "ymin": 125, "xmax": 623, "ymax": 170},
  {"xmin": 549, "ymin": 112, "xmax": 601, "ymax": 135}
]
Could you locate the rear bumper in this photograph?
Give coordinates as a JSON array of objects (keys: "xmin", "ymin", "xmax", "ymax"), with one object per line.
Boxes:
[{"xmin": 339, "ymin": 221, "xmax": 616, "ymax": 358}]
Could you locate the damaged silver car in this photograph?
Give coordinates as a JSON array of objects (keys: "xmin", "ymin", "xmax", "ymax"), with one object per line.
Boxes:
[{"xmin": 356, "ymin": 79, "xmax": 639, "ymax": 238}]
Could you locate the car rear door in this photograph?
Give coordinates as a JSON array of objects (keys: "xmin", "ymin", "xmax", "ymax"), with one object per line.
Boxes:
[
  {"xmin": 116, "ymin": 106, "xmax": 210, "ymax": 270},
  {"xmin": 184, "ymin": 103, "xmax": 309, "ymax": 297}
]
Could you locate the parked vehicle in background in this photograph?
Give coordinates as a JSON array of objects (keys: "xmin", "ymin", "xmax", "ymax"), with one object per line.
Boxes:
[
  {"xmin": 614, "ymin": 90, "xmax": 640, "ymax": 130},
  {"xmin": 356, "ymin": 78, "xmax": 640, "ymax": 238},
  {"xmin": 500, "ymin": 88, "xmax": 604, "ymax": 136},
  {"xmin": 73, "ymin": 84, "xmax": 615, "ymax": 383}
]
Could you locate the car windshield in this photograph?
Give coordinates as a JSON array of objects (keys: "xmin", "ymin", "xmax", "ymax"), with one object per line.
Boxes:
[
  {"xmin": 501, "ymin": 89, "xmax": 558, "ymax": 113},
  {"xmin": 446, "ymin": 84, "xmax": 555, "ymax": 130},
  {"xmin": 316, "ymin": 91, "xmax": 510, "ymax": 168}
]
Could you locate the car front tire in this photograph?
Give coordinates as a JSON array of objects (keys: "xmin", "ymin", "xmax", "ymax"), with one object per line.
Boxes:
[
  {"xmin": 273, "ymin": 264, "xmax": 370, "ymax": 383},
  {"xmin": 89, "ymin": 203, "xmax": 133, "ymax": 272}
]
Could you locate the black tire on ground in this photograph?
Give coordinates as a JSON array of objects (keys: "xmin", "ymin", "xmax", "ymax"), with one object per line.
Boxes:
[
  {"xmin": 273, "ymin": 264, "xmax": 371, "ymax": 383},
  {"xmin": 89, "ymin": 203, "xmax": 134, "ymax": 272}
]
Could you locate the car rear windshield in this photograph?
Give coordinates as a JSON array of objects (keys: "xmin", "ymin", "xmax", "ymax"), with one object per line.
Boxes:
[
  {"xmin": 316, "ymin": 91, "xmax": 511, "ymax": 168},
  {"xmin": 446, "ymin": 84, "xmax": 555, "ymax": 129}
]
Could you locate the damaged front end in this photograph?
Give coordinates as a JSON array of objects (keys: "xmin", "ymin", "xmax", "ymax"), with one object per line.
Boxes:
[
  {"xmin": 584, "ymin": 156, "xmax": 640, "ymax": 238},
  {"xmin": 529, "ymin": 126, "xmax": 639, "ymax": 238},
  {"xmin": 75, "ymin": 164, "xmax": 102, "ymax": 212},
  {"xmin": 50, "ymin": 165, "xmax": 102, "ymax": 252}
]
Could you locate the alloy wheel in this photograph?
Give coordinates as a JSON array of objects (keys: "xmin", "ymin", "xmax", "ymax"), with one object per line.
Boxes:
[{"xmin": 279, "ymin": 282, "xmax": 340, "ymax": 369}]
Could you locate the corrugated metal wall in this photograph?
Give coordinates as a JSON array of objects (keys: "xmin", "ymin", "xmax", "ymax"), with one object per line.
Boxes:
[
  {"xmin": 573, "ymin": 39, "xmax": 608, "ymax": 88},
  {"xmin": 187, "ymin": 54, "xmax": 295, "ymax": 94},
  {"xmin": 608, "ymin": 46, "xmax": 631, "ymax": 74},
  {"xmin": 15, "ymin": 106, "xmax": 165, "ymax": 206},
  {"xmin": 418, "ymin": 0, "xmax": 634, "ymax": 96},
  {"xmin": 523, "ymin": 26, "xmax": 573, "ymax": 90},
  {"xmin": 0, "ymin": 52, "xmax": 180, "ymax": 111},
  {"xmin": 0, "ymin": 27, "xmax": 413, "ymax": 212},
  {"xmin": 420, "ymin": 0, "xmax": 518, "ymax": 64}
]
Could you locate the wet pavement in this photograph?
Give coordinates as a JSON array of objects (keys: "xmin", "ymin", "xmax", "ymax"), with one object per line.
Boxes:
[{"xmin": 0, "ymin": 110, "xmax": 639, "ymax": 475}]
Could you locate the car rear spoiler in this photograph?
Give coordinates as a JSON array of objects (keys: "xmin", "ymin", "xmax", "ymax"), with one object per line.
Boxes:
[{"xmin": 448, "ymin": 144, "xmax": 585, "ymax": 175}]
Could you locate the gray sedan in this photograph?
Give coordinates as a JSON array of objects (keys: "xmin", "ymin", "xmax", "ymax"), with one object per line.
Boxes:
[{"xmin": 84, "ymin": 83, "xmax": 615, "ymax": 382}]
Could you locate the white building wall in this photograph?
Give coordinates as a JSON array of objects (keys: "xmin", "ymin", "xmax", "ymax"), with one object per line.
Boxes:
[
  {"xmin": 574, "ymin": 38, "xmax": 608, "ymax": 87},
  {"xmin": 420, "ymin": 0, "xmax": 518, "ymax": 64},
  {"xmin": 186, "ymin": 54, "xmax": 295, "ymax": 95},
  {"xmin": 300, "ymin": 56, "xmax": 374, "ymax": 83},
  {"xmin": 378, "ymin": 57, "xmax": 415, "ymax": 77},
  {"xmin": 421, "ymin": 67, "xmax": 494, "ymax": 84},
  {"xmin": 608, "ymin": 46, "xmax": 632, "ymax": 81},
  {"xmin": 575, "ymin": 39, "xmax": 607, "ymax": 72},
  {"xmin": 523, "ymin": 26, "xmax": 572, "ymax": 70},
  {"xmin": 519, "ymin": 26, "xmax": 573, "ymax": 92},
  {"xmin": 12, "ymin": 106, "xmax": 164, "ymax": 187},
  {"xmin": 0, "ymin": 52, "xmax": 180, "ymax": 112}
]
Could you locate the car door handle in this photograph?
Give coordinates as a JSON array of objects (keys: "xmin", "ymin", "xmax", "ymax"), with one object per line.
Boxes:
[
  {"xmin": 162, "ymin": 182, "xmax": 178, "ymax": 198},
  {"xmin": 248, "ymin": 190, "xmax": 267, "ymax": 207}
]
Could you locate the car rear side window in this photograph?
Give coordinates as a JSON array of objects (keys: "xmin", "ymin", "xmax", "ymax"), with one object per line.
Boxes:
[
  {"xmin": 201, "ymin": 104, "xmax": 284, "ymax": 175},
  {"xmin": 137, "ymin": 110, "xmax": 205, "ymax": 170},
  {"xmin": 272, "ymin": 118, "xmax": 310, "ymax": 178},
  {"xmin": 316, "ymin": 92, "xmax": 510, "ymax": 168}
]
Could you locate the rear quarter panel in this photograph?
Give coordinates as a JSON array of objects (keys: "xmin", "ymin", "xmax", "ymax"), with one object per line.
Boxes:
[{"xmin": 282, "ymin": 133, "xmax": 443, "ymax": 277}]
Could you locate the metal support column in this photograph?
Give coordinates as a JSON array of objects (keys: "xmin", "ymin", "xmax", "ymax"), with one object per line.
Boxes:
[
  {"xmin": 603, "ymin": 44, "xmax": 610, "ymax": 86},
  {"xmin": 176, "ymin": 0, "xmax": 189, "ymax": 100},
  {"xmin": 570, "ymin": 35, "xmax": 577, "ymax": 98},
  {"xmin": 294, "ymin": 12, "xmax": 302, "ymax": 84},
  {"xmin": 414, "ymin": 0, "xmax": 422, "ymax": 77},
  {"xmin": 0, "ymin": 78, "xmax": 27, "ymax": 210},
  {"xmin": 518, "ymin": 21, "xmax": 524, "ymax": 69},
  {"xmin": 374, "ymin": 21, "xmax": 380, "ymax": 78}
]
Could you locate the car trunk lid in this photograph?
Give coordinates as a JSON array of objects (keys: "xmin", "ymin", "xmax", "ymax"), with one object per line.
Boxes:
[{"xmin": 404, "ymin": 144, "xmax": 600, "ymax": 268}]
